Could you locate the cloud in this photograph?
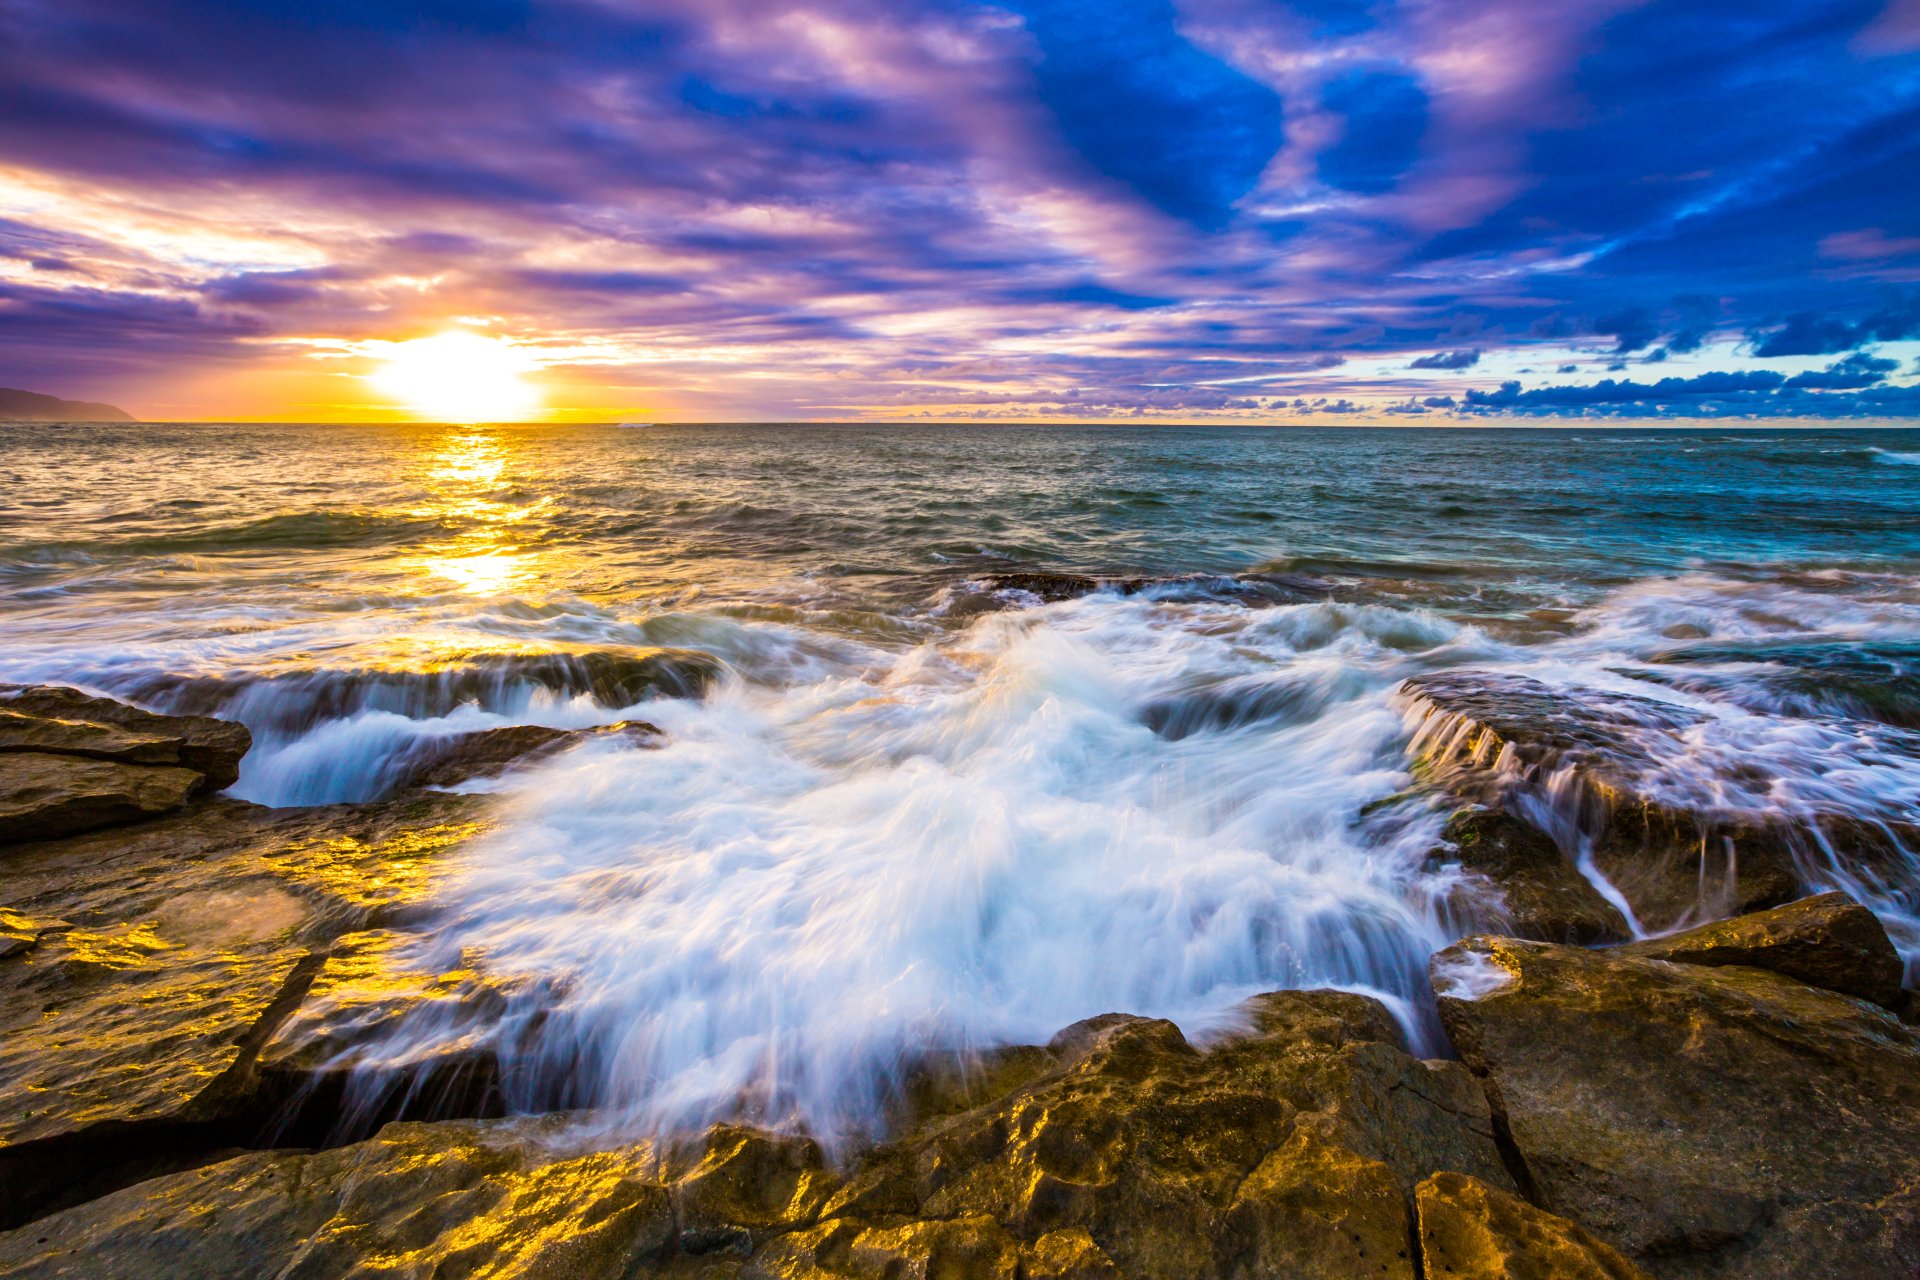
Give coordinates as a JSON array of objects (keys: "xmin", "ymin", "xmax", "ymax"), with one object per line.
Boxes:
[
  {"xmin": 1594, "ymin": 307, "xmax": 1660, "ymax": 355},
  {"xmin": 0, "ymin": 0, "xmax": 1915, "ymax": 419},
  {"xmin": 1460, "ymin": 367, "xmax": 1920, "ymax": 418},
  {"xmin": 1783, "ymin": 351, "xmax": 1899, "ymax": 389},
  {"xmin": 1409, "ymin": 349, "xmax": 1480, "ymax": 370},
  {"xmin": 1749, "ymin": 295, "xmax": 1920, "ymax": 356}
]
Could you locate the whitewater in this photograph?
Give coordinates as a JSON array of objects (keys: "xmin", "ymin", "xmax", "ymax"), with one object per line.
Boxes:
[{"xmin": 3, "ymin": 421, "xmax": 1917, "ymax": 1142}]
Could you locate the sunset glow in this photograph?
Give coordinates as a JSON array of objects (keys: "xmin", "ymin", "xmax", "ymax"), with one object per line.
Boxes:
[
  {"xmin": 370, "ymin": 334, "xmax": 541, "ymax": 423},
  {"xmin": 0, "ymin": 2, "xmax": 1914, "ymax": 423}
]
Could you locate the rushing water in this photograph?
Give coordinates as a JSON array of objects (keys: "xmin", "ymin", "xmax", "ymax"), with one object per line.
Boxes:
[{"xmin": 4, "ymin": 422, "xmax": 1919, "ymax": 1139}]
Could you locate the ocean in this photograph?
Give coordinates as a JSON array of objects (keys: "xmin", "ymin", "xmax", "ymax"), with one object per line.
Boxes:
[{"xmin": 4, "ymin": 421, "xmax": 1918, "ymax": 1138}]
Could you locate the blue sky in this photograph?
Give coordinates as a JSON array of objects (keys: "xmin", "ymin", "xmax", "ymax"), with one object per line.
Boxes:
[{"xmin": 0, "ymin": 0, "xmax": 1917, "ymax": 421}]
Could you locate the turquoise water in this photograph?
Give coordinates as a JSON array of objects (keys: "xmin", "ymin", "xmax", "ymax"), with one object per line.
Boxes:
[{"xmin": 3, "ymin": 422, "xmax": 1918, "ymax": 1137}]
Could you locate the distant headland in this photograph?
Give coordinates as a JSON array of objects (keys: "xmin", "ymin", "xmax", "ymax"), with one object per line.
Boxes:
[{"xmin": 0, "ymin": 387, "xmax": 135, "ymax": 422}]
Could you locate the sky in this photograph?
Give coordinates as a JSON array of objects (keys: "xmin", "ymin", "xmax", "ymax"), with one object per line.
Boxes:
[{"xmin": 2, "ymin": 0, "xmax": 1919, "ymax": 423}]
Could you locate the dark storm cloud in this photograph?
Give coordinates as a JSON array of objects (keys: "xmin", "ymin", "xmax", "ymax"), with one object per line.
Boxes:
[
  {"xmin": 1749, "ymin": 295, "xmax": 1920, "ymax": 356},
  {"xmin": 0, "ymin": 0, "xmax": 1917, "ymax": 417},
  {"xmin": 1783, "ymin": 352, "xmax": 1900, "ymax": 389},
  {"xmin": 1409, "ymin": 349, "xmax": 1479, "ymax": 370}
]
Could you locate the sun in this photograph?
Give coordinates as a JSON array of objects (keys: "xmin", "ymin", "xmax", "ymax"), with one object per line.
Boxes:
[{"xmin": 371, "ymin": 332, "xmax": 541, "ymax": 422}]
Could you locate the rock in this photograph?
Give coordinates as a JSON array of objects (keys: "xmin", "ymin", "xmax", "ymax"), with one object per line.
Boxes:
[
  {"xmin": 1399, "ymin": 672, "xmax": 1804, "ymax": 932},
  {"xmin": 978, "ymin": 572, "xmax": 1104, "ymax": 602},
  {"xmin": 1221, "ymin": 1132, "xmax": 1415, "ymax": 1280},
  {"xmin": 950, "ymin": 572, "xmax": 1335, "ymax": 617},
  {"xmin": 393, "ymin": 719, "xmax": 663, "ymax": 792},
  {"xmin": 0, "ymin": 908, "xmax": 56, "ymax": 961},
  {"xmin": 0, "ymin": 754, "xmax": 202, "ymax": 844},
  {"xmin": 1630, "ymin": 639, "xmax": 1920, "ymax": 730},
  {"xmin": 0, "ymin": 1118, "xmax": 674, "ymax": 1280},
  {"xmin": 1415, "ymin": 1171, "xmax": 1651, "ymax": 1280},
  {"xmin": 1621, "ymin": 891, "xmax": 1905, "ymax": 1009},
  {"xmin": 1433, "ymin": 807, "xmax": 1632, "ymax": 945},
  {"xmin": 0, "ymin": 792, "xmax": 490, "ymax": 1226},
  {"xmin": 120, "ymin": 646, "xmax": 720, "ymax": 736},
  {"xmin": 674, "ymin": 1126, "xmax": 835, "ymax": 1255},
  {"xmin": 0, "ymin": 684, "xmax": 254, "ymax": 843},
  {"xmin": 1433, "ymin": 934, "xmax": 1920, "ymax": 1280},
  {"xmin": 255, "ymin": 928, "xmax": 566, "ymax": 1139},
  {"xmin": 0, "ymin": 709, "xmax": 183, "ymax": 765},
  {"xmin": 0, "ymin": 684, "xmax": 250, "ymax": 791},
  {"xmin": 0, "ymin": 989, "xmax": 1518, "ymax": 1277},
  {"xmin": 824, "ymin": 990, "xmax": 1509, "ymax": 1280}
]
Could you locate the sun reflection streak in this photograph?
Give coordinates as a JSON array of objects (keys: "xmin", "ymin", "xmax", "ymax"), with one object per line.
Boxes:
[{"xmin": 410, "ymin": 431, "xmax": 549, "ymax": 597}]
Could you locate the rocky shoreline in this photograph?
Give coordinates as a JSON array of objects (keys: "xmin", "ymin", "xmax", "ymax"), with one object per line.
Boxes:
[{"xmin": 1, "ymin": 674, "xmax": 1915, "ymax": 1279}]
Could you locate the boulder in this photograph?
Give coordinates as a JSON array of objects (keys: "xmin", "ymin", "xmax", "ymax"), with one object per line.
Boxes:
[
  {"xmin": 393, "ymin": 719, "xmax": 662, "ymax": 792},
  {"xmin": 1433, "ymin": 934, "xmax": 1920, "ymax": 1280},
  {"xmin": 0, "ymin": 754, "xmax": 202, "ymax": 845},
  {"xmin": 0, "ymin": 792, "xmax": 490, "ymax": 1226},
  {"xmin": 1399, "ymin": 672, "xmax": 1804, "ymax": 932},
  {"xmin": 0, "ymin": 1118, "xmax": 675, "ymax": 1280},
  {"xmin": 0, "ymin": 989, "xmax": 1522, "ymax": 1277},
  {"xmin": 1433, "ymin": 807, "xmax": 1632, "ymax": 945},
  {"xmin": 819, "ymin": 990, "xmax": 1511, "ymax": 1280},
  {"xmin": 0, "ymin": 684, "xmax": 250, "ymax": 791},
  {"xmin": 1415, "ymin": 1171, "xmax": 1652, "ymax": 1280},
  {"xmin": 1621, "ymin": 891, "xmax": 1905, "ymax": 1009}
]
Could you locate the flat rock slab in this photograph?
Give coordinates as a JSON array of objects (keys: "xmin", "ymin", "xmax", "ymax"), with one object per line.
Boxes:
[
  {"xmin": 0, "ymin": 989, "xmax": 1533, "ymax": 1279},
  {"xmin": 393, "ymin": 718, "xmax": 663, "ymax": 792},
  {"xmin": 1399, "ymin": 672, "xmax": 1809, "ymax": 933},
  {"xmin": 0, "ymin": 684, "xmax": 250, "ymax": 791},
  {"xmin": 1622, "ymin": 890, "xmax": 1905, "ymax": 1009},
  {"xmin": 0, "ymin": 792, "xmax": 491, "ymax": 1225},
  {"xmin": 121, "ymin": 645, "xmax": 721, "ymax": 736},
  {"xmin": 1631, "ymin": 639, "xmax": 1920, "ymax": 730},
  {"xmin": 0, "ymin": 753, "xmax": 202, "ymax": 844},
  {"xmin": 1434, "ymin": 935, "xmax": 1920, "ymax": 1280},
  {"xmin": 257, "ymin": 928, "xmax": 564, "ymax": 1135}
]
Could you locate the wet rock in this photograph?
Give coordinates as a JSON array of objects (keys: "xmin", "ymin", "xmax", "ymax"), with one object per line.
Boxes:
[
  {"xmin": 0, "ymin": 753, "xmax": 202, "ymax": 845},
  {"xmin": 826, "ymin": 990, "xmax": 1507, "ymax": 1280},
  {"xmin": 1434, "ymin": 807, "xmax": 1632, "ymax": 945},
  {"xmin": 255, "ymin": 929, "xmax": 565, "ymax": 1139},
  {"xmin": 1631, "ymin": 639, "xmax": 1920, "ymax": 730},
  {"xmin": 1433, "ymin": 934, "xmax": 1920, "ymax": 1280},
  {"xmin": 0, "ymin": 908, "xmax": 57, "ymax": 961},
  {"xmin": 0, "ymin": 684, "xmax": 250, "ymax": 790},
  {"xmin": 122, "ymin": 646, "xmax": 720, "ymax": 736},
  {"xmin": 956, "ymin": 571, "xmax": 1335, "ymax": 616},
  {"xmin": 0, "ymin": 791, "xmax": 490, "ymax": 1226},
  {"xmin": 0, "ymin": 1118, "xmax": 674, "ymax": 1280},
  {"xmin": 1621, "ymin": 890, "xmax": 1905, "ymax": 1009},
  {"xmin": 979, "ymin": 572, "xmax": 1104, "ymax": 602},
  {"xmin": 1138, "ymin": 668, "xmax": 1361, "ymax": 741},
  {"xmin": 1220, "ymin": 1132, "xmax": 1415, "ymax": 1280},
  {"xmin": 1399, "ymin": 672, "xmax": 1804, "ymax": 932},
  {"xmin": 1415, "ymin": 1171, "xmax": 1651, "ymax": 1280},
  {"xmin": 0, "ymin": 988, "xmax": 1518, "ymax": 1276},
  {"xmin": 674, "ymin": 1126, "xmax": 835, "ymax": 1255},
  {"xmin": 394, "ymin": 718, "xmax": 663, "ymax": 791}
]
